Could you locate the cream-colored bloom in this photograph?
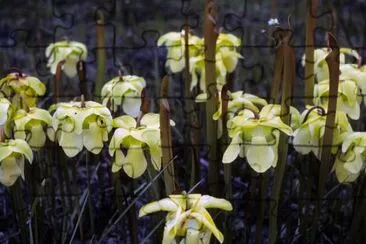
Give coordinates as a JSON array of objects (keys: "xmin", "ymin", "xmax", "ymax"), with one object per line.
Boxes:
[
  {"xmin": 0, "ymin": 73, "xmax": 46, "ymax": 107},
  {"xmin": 0, "ymin": 139, "xmax": 33, "ymax": 186},
  {"xmin": 139, "ymin": 193, "xmax": 233, "ymax": 243},
  {"xmin": 109, "ymin": 113, "xmax": 174, "ymax": 178},
  {"xmin": 101, "ymin": 75, "xmax": 146, "ymax": 117},
  {"xmin": 222, "ymin": 104, "xmax": 292, "ymax": 173},
  {"xmin": 340, "ymin": 64, "xmax": 366, "ymax": 106},
  {"xmin": 333, "ymin": 132, "xmax": 366, "ymax": 183},
  {"xmin": 0, "ymin": 98, "xmax": 14, "ymax": 138},
  {"xmin": 190, "ymin": 33, "xmax": 243, "ymax": 95},
  {"xmin": 293, "ymin": 106, "xmax": 352, "ymax": 159},
  {"xmin": 158, "ymin": 31, "xmax": 203, "ymax": 73},
  {"xmin": 314, "ymin": 79, "xmax": 362, "ymax": 120},
  {"xmin": 301, "ymin": 48, "xmax": 360, "ymax": 82},
  {"xmin": 49, "ymin": 101, "xmax": 112, "ymax": 157},
  {"xmin": 45, "ymin": 40, "xmax": 87, "ymax": 77},
  {"xmin": 13, "ymin": 107, "xmax": 52, "ymax": 150}
]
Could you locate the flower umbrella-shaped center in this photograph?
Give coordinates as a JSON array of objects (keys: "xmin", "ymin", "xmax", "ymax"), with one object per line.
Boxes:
[
  {"xmin": 223, "ymin": 105, "xmax": 292, "ymax": 173},
  {"xmin": 13, "ymin": 107, "xmax": 52, "ymax": 150},
  {"xmin": 46, "ymin": 40, "xmax": 87, "ymax": 78},
  {"xmin": 139, "ymin": 193, "xmax": 232, "ymax": 243},
  {"xmin": 49, "ymin": 100, "xmax": 112, "ymax": 157},
  {"xmin": 333, "ymin": 132, "xmax": 366, "ymax": 183},
  {"xmin": 101, "ymin": 75, "xmax": 146, "ymax": 116},
  {"xmin": 109, "ymin": 113, "xmax": 173, "ymax": 178},
  {"xmin": 0, "ymin": 139, "xmax": 33, "ymax": 186}
]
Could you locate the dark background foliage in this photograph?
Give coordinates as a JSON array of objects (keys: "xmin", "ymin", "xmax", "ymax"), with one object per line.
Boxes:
[{"xmin": 0, "ymin": 0, "xmax": 366, "ymax": 243}]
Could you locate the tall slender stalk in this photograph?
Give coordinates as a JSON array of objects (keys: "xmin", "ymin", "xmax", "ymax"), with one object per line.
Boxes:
[
  {"xmin": 54, "ymin": 61, "xmax": 65, "ymax": 103},
  {"xmin": 160, "ymin": 75, "xmax": 176, "ymax": 195},
  {"xmin": 183, "ymin": 16, "xmax": 201, "ymax": 189},
  {"xmin": 95, "ymin": 10, "xmax": 106, "ymax": 101},
  {"xmin": 304, "ymin": 0, "xmax": 318, "ymax": 105},
  {"xmin": 310, "ymin": 33, "xmax": 339, "ymax": 243},
  {"xmin": 269, "ymin": 30, "xmax": 294, "ymax": 244},
  {"xmin": 77, "ymin": 60, "xmax": 88, "ymax": 100},
  {"xmin": 204, "ymin": 0, "xmax": 219, "ymax": 196}
]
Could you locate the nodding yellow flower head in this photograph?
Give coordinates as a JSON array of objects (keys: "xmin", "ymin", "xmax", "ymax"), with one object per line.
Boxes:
[
  {"xmin": 314, "ymin": 79, "xmax": 362, "ymax": 120},
  {"xmin": 301, "ymin": 48, "xmax": 360, "ymax": 82},
  {"xmin": 45, "ymin": 40, "xmax": 87, "ymax": 78},
  {"xmin": 101, "ymin": 75, "xmax": 146, "ymax": 117},
  {"xmin": 0, "ymin": 98, "xmax": 14, "ymax": 138},
  {"xmin": 0, "ymin": 72, "xmax": 46, "ymax": 107},
  {"xmin": 0, "ymin": 139, "xmax": 33, "ymax": 186},
  {"xmin": 158, "ymin": 31, "xmax": 203, "ymax": 73},
  {"xmin": 48, "ymin": 100, "xmax": 112, "ymax": 157},
  {"xmin": 333, "ymin": 132, "xmax": 366, "ymax": 183},
  {"xmin": 222, "ymin": 104, "xmax": 292, "ymax": 173},
  {"xmin": 13, "ymin": 107, "xmax": 52, "ymax": 150},
  {"xmin": 139, "ymin": 192, "xmax": 233, "ymax": 243},
  {"xmin": 190, "ymin": 33, "xmax": 243, "ymax": 96},
  {"xmin": 109, "ymin": 113, "xmax": 175, "ymax": 178},
  {"xmin": 293, "ymin": 106, "xmax": 352, "ymax": 159}
]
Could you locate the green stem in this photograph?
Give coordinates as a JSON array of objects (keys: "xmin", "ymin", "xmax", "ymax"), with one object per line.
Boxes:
[
  {"xmin": 95, "ymin": 10, "xmax": 106, "ymax": 101},
  {"xmin": 10, "ymin": 179, "xmax": 28, "ymax": 244},
  {"xmin": 183, "ymin": 16, "xmax": 201, "ymax": 189},
  {"xmin": 204, "ymin": 0, "xmax": 219, "ymax": 197},
  {"xmin": 269, "ymin": 32, "xmax": 294, "ymax": 244},
  {"xmin": 304, "ymin": 0, "xmax": 318, "ymax": 106},
  {"xmin": 310, "ymin": 33, "xmax": 340, "ymax": 243},
  {"xmin": 160, "ymin": 75, "xmax": 176, "ymax": 195}
]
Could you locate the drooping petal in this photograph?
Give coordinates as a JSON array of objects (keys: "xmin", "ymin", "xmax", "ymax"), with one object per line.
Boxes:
[
  {"xmin": 246, "ymin": 135, "xmax": 274, "ymax": 173},
  {"xmin": 190, "ymin": 210, "xmax": 224, "ymax": 243},
  {"xmin": 122, "ymin": 92, "xmax": 142, "ymax": 117},
  {"xmin": 123, "ymin": 145, "xmax": 147, "ymax": 178},
  {"xmin": 293, "ymin": 127, "xmax": 313, "ymax": 155},
  {"xmin": 112, "ymin": 149, "xmax": 125, "ymax": 173},
  {"xmin": 83, "ymin": 122, "xmax": 104, "ymax": 154},
  {"xmin": 138, "ymin": 198, "xmax": 179, "ymax": 217},
  {"xmin": 196, "ymin": 195, "xmax": 233, "ymax": 211},
  {"xmin": 59, "ymin": 131, "xmax": 83, "ymax": 158},
  {"xmin": 222, "ymin": 133, "xmax": 242, "ymax": 163},
  {"xmin": 0, "ymin": 157, "xmax": 22, "ymax": 186}
]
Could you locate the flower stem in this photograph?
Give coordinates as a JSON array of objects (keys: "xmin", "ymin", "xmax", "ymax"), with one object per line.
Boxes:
[
  {"xmin": 183, "ymin": 16, "xmax": 201, "ymax": 189},
  {"xmin": 304, "ymin": 0, "xmax": 318, "ymax": 106},
  {"xmin": 310, "ymin": 33, "xmax": 340, "ymax": 243},
  {"xmin": 204, "ymin": 0, "xmax": 219, "ymax": 197},
  {"xmin": 54, "ymin": 60, "xmax": 65, "ymax": 103},
  {"xmin": 95, "ymin": 10, "xmax": 106, "ymax": 102},
  {"xmin": 77, "ymin": 60, "xmax": 88, "ymax": 100},
  {"xmin": 269, "ymin": 31, "xmax": 294, "ymax": 244},
  {"xmin": 160, "ymin": 75, "xmax": 176, "ymax": 195}
]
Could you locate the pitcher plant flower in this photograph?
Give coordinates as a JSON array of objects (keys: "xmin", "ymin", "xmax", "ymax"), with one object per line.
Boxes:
[
  {"xmin": 0, "ymin": 72, "xmax": 46, "ymax": 107},
  {"xmin": 45, "ymin": 40, "xmax": 87, "ymax": 78},
  {"xmin": 340, "ymin": 64, "xmax": 366, "ymax": 106},
  {"xmin": 293, "ymin": 106, "xmax": 352, "ymax": 159},
  {"xmin": 48, "ymin": 100, "xmax": 112, "ymax": 157},
  {"xmin": 333, "ymin": 132, "xmax": 366, "ymax": 183},
  {"xmin": 158, "ymin": 30, "xmax": 203, "ymax": 73},
  {"xmin": 13, "ymin": 107, "xmax": 52, "ymax": 150},
  {"xmin": 0, "ymin": 98, "xmax": 14, "ymax": 138},
  {"xmin": 101, "ymin": 75, "xmax": 146, "ymax": 117},
  {"xmin": 301, "ymin": 48, "xmax": 360, "ymax": 82},
  {"xmin": 109, "ymin": 113, "xmax": 174, "ymax": 178},
  {"xmin": 0, "ymin": 139, "xmax": 33, "ymax": 186},
  {"xmin": 190, "ymin": 33, "xmax": 242, "ymax": 96},
  {"xmin": 138, "ymin": 193, "xmax": 233, "ymax": 243},
  {"xmin": 222, "ymin": 104, "xmax": 292, "ymax": 173},
  {"xmin": 313, "ymin": 79, "xmax": 361, "ymax": 120},
  {"xmin": 259, "ymin": 104, "xmax": 301, "ymax": 131},
  {"xmin": 210, "ymin": 90, "xmax": 267, "ymax": 138}
]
